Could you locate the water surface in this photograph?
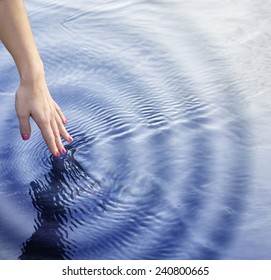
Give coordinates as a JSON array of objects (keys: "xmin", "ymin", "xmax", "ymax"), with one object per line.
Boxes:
[{"xmin": 1, "ymin": 0, "xmax": 271, "ymax": 259}]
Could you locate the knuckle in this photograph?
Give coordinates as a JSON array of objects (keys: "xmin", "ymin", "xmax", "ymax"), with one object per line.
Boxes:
[
  {"xmin": 17, "ymin": 111, "xmax": 29, "ymax": 120},
  {"xmin": 36, "ymin": 115, "xmax": 51, "ymax": 128},
  {"xmin": 59, "ymin": 125, "xmax": 67, "ymax": 135}
]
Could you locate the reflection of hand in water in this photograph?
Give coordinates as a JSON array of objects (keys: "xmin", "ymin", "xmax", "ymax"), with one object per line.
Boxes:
[{"xmin": 19, "ymin": 146, "xmax": 102, "ymax": 260}]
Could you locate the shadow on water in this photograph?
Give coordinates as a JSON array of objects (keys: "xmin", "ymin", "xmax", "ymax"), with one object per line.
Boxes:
[{"xmin": 19, "ymin": 146, "xmax": 101, "ymax": 260}]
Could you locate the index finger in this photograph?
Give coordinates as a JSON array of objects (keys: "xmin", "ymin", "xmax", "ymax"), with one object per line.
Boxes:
[{"xmin": 39, "ymin": 122, "xmax": 60, "ymax": 157}]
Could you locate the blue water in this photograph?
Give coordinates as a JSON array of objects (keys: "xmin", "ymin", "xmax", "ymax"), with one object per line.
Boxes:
[{"xmin": 1, "ymin": 0, "xmax": 271, "ymax": 260}]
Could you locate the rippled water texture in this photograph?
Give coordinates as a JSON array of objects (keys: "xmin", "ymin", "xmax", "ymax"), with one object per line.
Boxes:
[{"xmin": 1, "ymin": 0, "xmax": 271, "ymax": 260}]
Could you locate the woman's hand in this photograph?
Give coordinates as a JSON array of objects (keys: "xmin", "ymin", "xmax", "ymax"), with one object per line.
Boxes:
[
  {"xmin": 0, "ymin": 0, "xmax": 73, "ymax": 157},
  {"xmin": 15, "ymin": 75, "xmax": 73, "ymax": 157}
]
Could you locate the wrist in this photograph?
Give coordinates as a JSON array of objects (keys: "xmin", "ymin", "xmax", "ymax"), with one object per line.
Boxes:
[{"xmin": 19, "ymin": 58, "xmax": 45, "ymax": 86}]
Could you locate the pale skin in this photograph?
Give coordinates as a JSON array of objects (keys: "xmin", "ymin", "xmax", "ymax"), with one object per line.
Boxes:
[{"xmin": 0, "ymin": 0, "xmax": 73, "ymax": 157}]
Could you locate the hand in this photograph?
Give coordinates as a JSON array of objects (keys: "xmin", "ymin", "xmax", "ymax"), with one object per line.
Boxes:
[{"xmin": 15, "ymin": 76, "xmax": 73, "ymax": 157}]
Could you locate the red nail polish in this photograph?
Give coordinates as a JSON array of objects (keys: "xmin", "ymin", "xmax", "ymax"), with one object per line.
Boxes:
[
  {"xmin": 69, "ymin": 136, "xmax": 74, "ymax": 142},
  {"xmin": 22, "ymin": 134, "xmax": 29, "ymax": 141},
  {"xmin": 56, "ymin": 151, "xmax": 61, "ymax": 157},
  {"xmin": 64, "ymin": 119, "xmax": 68, "ymax": 124},
  {"xmin": 62, "ymin": 148, "xmax": 67, "ymax": 154}
]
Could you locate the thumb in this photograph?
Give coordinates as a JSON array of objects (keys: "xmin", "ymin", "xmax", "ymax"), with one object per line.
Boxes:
[{"xmin": 18, "ymin": 114, "xmax": 32, "ymax": 141}]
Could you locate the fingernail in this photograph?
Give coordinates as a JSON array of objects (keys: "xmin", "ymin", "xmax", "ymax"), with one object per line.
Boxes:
[
  {"xmin": 22, "ymin": 134, "xmax": 29, "ymax": 141},
  {"xmin": 64, "ymin": 119, "xmax": 68, "ymax": 124},
  {"xmin": 68, "ymin": 136, "xmax": 74, "ymax": 142},
  {"xmin": 62, "ymin": 148, "xmax": 67, "ymax": 154},
  {"xmin": 56, "ymin": 151, "xmax": 61, "ymax": 157}
]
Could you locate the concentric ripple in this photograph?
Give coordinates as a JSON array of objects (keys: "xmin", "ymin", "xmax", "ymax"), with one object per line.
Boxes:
[{"xmin": 2, "ymin": 0, "xmax": 271, "ymax": 260}]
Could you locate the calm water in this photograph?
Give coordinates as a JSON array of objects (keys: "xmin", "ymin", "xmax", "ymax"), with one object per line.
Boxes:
[{"xmin": 1, "ymin": 0, "xmax": 271, "ymax": 260}]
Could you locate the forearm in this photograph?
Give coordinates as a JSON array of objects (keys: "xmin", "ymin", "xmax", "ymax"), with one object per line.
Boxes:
[
  {"xmin": 0, "ymin": 0, "xmax": 44, "ymax": 83},
  {"xmin": 0, "ymin": 0, "xmax": 72, "ymax": 155}
]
